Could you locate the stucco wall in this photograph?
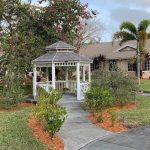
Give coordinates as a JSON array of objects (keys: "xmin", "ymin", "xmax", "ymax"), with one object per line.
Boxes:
[
  {"xmin": 142, "ymin": 71, "xmax": 150, "ymax": 79},
  {"xmin": 105, "ymin": 60, "xmax": 135, "ymax": 77},
  {"xmin": 117, "ymin": 60, "xmax": 136, "ymax": 77},
  {"xmin": 101, "ymin": 60, "xmax": 150, "ymax": 79}
]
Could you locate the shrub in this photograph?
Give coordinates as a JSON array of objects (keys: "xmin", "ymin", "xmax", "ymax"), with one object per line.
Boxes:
[
  {"xmin": 34, "ymin": 87, "xmax": 67, "ymax": 138},
  {"xmin": 96, "ymin": 113, "xmax": 103, "ymax": 123},
  {"xmin": 109, "ymin": 111, "xmax": 117, "ymax": 127},
  {"xmin": 92, "ymin": 69, "xmax": 138, "ymax": 105},
  {"xmin": 84, "ymin": 87, "xmax": 113, "ymax": 113},
  {"xmin": 0, "ymin": 76, "xmax": 24, "ymax": 109}
]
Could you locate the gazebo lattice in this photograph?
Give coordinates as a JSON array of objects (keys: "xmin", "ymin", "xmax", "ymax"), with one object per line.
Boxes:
[{"xmin": 32, "ymin": 41, "xmax": 92, "ymax": 100}]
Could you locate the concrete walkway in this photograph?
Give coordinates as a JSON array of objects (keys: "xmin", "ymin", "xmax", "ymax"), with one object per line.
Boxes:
[
  {"xmin": 82, "ymin": 126, "xmax": 150, "ymax": 150},
  {"xmin": 59, "ymin": 95, "xmax": 111, "ymax": 150}
]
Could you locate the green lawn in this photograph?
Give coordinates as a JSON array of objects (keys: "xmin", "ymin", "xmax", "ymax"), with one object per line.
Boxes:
[
  {"xmin": 0, "ymin": 107, "xmax": 50, "ymax": 150},
  {"xmin": 139, "ymin": 80, "xmax": 150, "ymax": 93},
  {"xmin": 119, "ymin": 95, "xmax": 150, "ymax": 128}
]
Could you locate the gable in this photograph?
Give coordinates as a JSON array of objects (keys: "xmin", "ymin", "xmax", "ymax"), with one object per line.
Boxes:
[{"xmin": 117, "ymin": 46, "xmax": 137, "ymax": 52}]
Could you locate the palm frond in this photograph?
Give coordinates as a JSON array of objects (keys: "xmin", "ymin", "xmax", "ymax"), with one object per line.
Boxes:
[
  {"xmin": 120, "ymin": 21, "xmax": 137, "ymax": 35},
  {"xmin": 112, "ymin": 31, "xmax": 136, "ymax": 45},
  {"xmin": 138, "ymin": 19, "xmax": 150, "ymax": 31}
]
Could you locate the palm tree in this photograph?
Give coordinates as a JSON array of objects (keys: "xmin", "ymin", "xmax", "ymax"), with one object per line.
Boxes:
[{"xmin": 113, "ymin": 20, "xmax": 150, "ymax": 84}]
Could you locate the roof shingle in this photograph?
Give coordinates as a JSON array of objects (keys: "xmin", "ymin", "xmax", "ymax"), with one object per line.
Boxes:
[{"xmin": 79, "ymin": 40, "xmax": 150, "ymax": 60}]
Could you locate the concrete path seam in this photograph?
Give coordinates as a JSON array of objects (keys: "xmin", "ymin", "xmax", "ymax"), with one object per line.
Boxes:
[{"xmin": 78, "ymin": 133, "xmax": 113, "ymax": 150}]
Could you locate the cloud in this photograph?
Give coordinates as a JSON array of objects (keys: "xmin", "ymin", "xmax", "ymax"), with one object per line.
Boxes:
[
  {"xmin": 111, "ymin": 7, "xmax": 150, "ymax": 24},
  {"xmin": 114, "ymin": 0, "xmax": 150, "ymax": 8}
]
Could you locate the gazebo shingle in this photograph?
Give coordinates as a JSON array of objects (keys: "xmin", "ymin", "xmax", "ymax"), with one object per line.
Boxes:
[
  {"xmin": 32, "ymin": 51, "xmax": 92, "ymax": 63},
  {"xmin": 45, "ymin": 41, "xmax": 76, "ymax": 51}
]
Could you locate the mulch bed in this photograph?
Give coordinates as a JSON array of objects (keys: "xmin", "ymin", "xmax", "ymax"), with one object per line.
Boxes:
[
  {"xmin": 28, "ymin": 116, "xmax": 64, "ymax": 150},
  {"xmin": 0, "ymin": 109, "xmax": 17, "ymax": 112},
  {"xmin": 87, "ymin": 102, "xmax": 138, "ymax": 132}
]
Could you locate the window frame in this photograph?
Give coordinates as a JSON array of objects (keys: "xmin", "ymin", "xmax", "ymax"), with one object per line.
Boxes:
[
  {"xmin": 109, "ymin": 60, "xmax": 117, "ymax": 71},
  {"xmin": 144, "ymin": 59, "xmax": 150, "ymax": 71},
  {"xmin": 128, "ymin": 62, "xmax": 136, "ymax": 72}
]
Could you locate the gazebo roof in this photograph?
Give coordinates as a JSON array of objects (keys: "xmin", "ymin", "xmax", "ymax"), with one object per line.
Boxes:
[
  {"xmin": 45, "ymin": 41, "xmax": 76, "ymax": 51},
  {"xmin": 33, "ymin": 51, "xmax": 92, "ymax": 63},
  {"xmin": 32, "ymin": 41, "xmax": 92, "ymax": 63}
]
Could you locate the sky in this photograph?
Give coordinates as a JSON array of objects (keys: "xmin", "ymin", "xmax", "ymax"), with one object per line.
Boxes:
[{"xmin": 26, "ymin": 0, "xmax": 150, "ymax": 42}]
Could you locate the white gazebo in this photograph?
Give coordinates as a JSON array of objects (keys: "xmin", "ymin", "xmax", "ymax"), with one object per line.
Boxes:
[{"xmin": 32, "ymin": 41, "xmax": 92, "ymax": 100}]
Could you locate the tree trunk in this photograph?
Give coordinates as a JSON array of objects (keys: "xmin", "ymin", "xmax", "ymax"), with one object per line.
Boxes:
[{"xmin": 137, "ymin": 41, "xmax": 141, "ymax": 85}]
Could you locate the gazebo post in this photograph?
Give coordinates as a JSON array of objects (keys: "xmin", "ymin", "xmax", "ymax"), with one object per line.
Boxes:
[
  {"xmin": 52, "ymin": 63, "xmax": 56, "ymax": 89},
  {"xmin": 65, "ymin": 67, "xmax": 69, "ymax": 88},
  {"xmin": 83, "ymin": 65, "xmax": 86, "ymax": 82},
  {"xmin": 88, "ymin": 64, "xmax": 91, "ymax": 83},
  {"xmin": 46, "ymin": 67, "xmax": 49, "ymax": 81},
  {"xmin": 33, "ymin": 64, "xmax": 37, "ymax": 99},
  {"xmin": 76, "ymin": 62, "xmax": 81, "ymax": 100}
]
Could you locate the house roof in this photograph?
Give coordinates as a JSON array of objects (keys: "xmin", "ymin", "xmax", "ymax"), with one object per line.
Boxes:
[{"xmin": 79, "ymin": 40, "xmax": 150, "ymax": 60}]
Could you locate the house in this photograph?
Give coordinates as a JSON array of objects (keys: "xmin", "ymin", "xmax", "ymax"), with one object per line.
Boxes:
[{"xmin": 79, "ymin": 40, "xmax": 150, "ymax": 79}]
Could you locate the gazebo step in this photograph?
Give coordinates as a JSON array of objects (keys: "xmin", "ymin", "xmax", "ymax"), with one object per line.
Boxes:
[{"xmin": 25, "ymin": 97, "xmax": 37, "ymax": 104}]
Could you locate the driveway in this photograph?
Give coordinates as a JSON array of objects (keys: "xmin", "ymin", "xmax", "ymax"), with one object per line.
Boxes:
[
  {"xmin": 59, "ymin": 95, "xmax": 111, "ymax": 150},
  {"xmin": 81, "ymin": 126, "xmax": 150, "ymax": 150}
]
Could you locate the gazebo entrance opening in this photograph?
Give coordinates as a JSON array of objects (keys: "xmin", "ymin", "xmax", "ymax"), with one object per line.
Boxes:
[{"xmin": 32, "ymin": 41, "xmax": 92, "ymax": 100}]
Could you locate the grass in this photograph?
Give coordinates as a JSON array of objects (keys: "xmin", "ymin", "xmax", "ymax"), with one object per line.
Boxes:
[
  {"xmin": 0, "ymin": 107, "xmax": 50, "ymax": 150},
  {"xmin": 139, "ymin": 80, "xmax": 150, "ymax": 93},
  {"xmin": 119, "ymin": 95, "xmax": 150, "ymax": 127}
]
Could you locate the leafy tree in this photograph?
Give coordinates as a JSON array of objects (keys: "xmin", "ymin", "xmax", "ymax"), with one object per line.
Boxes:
[
  {"xmin": 113, "ymin": 20, "xmax": 150, "ymax": 84},
  {"xmin": 0, "ymin": 0, "xmax": 32, "ymax": 33},
  {"xmin": 0, "ymin": 32, "xmax": 44, "ymax": 75},
  {"xmin": 20, "ymin": 0, "xmax": 97, "ymax": 48},
  {"xmin": 0, "ymin": 0, "xmax": 96, "ymax": 106}
]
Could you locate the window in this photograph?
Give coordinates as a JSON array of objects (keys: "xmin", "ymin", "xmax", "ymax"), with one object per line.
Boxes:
[
  {"xmin": 109, "ymin": 60, "xmax": 117, "ymax": 71},
  {"xmin": 128, "ymin": 63, "xmax": 136, "ymax": 71},
  {"xmin": 91, "ymin": 58, "xmax": 101, "ymax": 71},
  {"xmin": 145, "ymin": 59, "xmax": 150, "ymax": 71}
]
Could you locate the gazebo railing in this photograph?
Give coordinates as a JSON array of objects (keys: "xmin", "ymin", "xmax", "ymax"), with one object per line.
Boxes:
[
  {"xmin": 37, "ymin": 80, "xmax": 77, "ymax": 93},
  {"xmin": 37, "ymin": 81, "xmax": 52, "ymax": 92},
  {"xmin": 36, "ymin": 80, "xmax": 89, "ymax": 100},
  {"xmin": 80, "ymin": 82, "xmax": 90, "ymax": 99}
]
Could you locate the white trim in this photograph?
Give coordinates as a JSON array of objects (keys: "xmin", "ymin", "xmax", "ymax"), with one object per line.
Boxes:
[
  {"xmin": 33, "ymin": 64, "xmax": 37, "ymax": 99},
  {"xmin": 46, "ymin": 67, "xmax": 49, "ymax": 81},
  {"xmin": 77, "ymin": 62, "xmax": 81, "ymax": 100},
  {"xmin": 88, "ymin": 64, "xmax": 91, "ymax": 83},
  {"xmin": 115, "ymin": 45, "xmax": 136, "ymax": 52},
  {"xmin": 65, "ymin": 67, "xmax": 69, "ymax": 88},
  {"xmin": 143, "ymin": 71, "xmax": 150, "ymax": 72},
  {"xmin": 83, "ymin": 65, "xmax": 86, "ymax": 82},
  {"xmin": 52, "ymin": 63, "xmax": 56, "ymax": 89}
]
